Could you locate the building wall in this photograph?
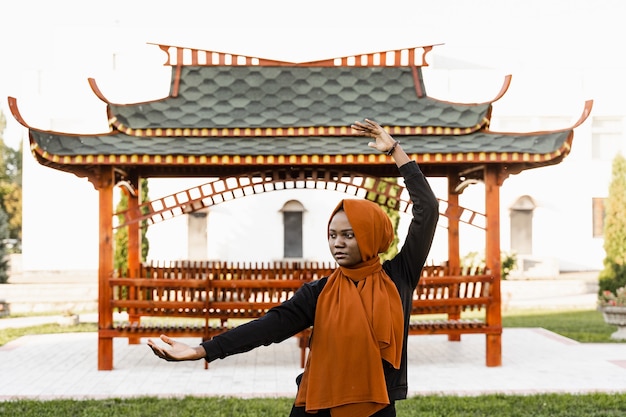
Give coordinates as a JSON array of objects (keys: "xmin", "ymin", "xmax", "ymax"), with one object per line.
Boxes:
[{"xmin": 10, "ymin": 44, "xmax": 622, "ymax": 280}]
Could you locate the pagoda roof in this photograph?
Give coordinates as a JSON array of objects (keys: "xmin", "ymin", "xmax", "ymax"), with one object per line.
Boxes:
[
  {"xmin": 8, "ymin": 43, "xmax": 592, "ymax": 184},
  {"xmin": 97, "ymin": 66, "xmax": 496, "ymax": 136}
]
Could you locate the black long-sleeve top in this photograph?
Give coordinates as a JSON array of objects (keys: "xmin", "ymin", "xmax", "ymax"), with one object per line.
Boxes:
[{"xmin": 201, "ymin": 161, "xmax": 439, "ymax": 401}]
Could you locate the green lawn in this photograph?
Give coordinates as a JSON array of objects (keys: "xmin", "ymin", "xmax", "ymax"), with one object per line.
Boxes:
[
  {"xmin": 502, "ymin": 308, "xmax": 620, "ymax": 343},
  {"xmin": 1, "ymin": 393, "xmax": 625, "ymax": 416}
]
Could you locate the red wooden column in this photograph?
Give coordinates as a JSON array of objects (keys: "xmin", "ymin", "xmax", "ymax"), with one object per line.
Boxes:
[
  {"xmin": 126, "ymin": 179, "xmax": 141, "ymax": 345},
  {"xmin": 446, "ymin": 172, "xmax": 461, "ymax": 341},
  {"xmin": 96, "ymin": 167, "xmax": 115, "ymax": 371},
  {"xmin": 484, "ymin": 165, "xmax": 503, "ymax": 367},
  {"xmin": 127, "ymin": 181, "xmax": 140, "ymax": 280}
]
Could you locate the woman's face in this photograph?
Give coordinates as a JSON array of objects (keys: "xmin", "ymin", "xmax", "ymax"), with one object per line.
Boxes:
[{"xmin": 328, "ymin": 210, "xmax": 362, "ymax": 267}]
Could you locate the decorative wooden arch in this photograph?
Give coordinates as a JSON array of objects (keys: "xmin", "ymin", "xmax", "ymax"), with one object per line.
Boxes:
[
  {"xmin": 114, "ymin": 166, "xmax": 486, "ymax": 231},
  {"xmin": 8, "ymin": 43, "xmax": 592, "ymax": 370}
]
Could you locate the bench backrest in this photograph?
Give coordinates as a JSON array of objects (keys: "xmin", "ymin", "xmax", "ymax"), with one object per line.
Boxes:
[
  {"xmin": 412, "ymin": 274, "xmax": 494, "ymax": 315},
  {"xmin": 110, "ymin": 261, "xmax": 334, "ymax": 320},
  {"xmin": 209, "ymin": 279, "xmax": 308, "ymax": 320},
  {"xmin": 110, "ymin": 262, "xmax": 493, "ymax": 321},
  {"xmin": 110, "ymin": 277, "xmax": 209, "ymax": 318}
]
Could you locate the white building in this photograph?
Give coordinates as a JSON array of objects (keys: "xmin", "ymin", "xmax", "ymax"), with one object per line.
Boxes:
[{"xmin": 2, "ymin": 1, "xmax": 622, "ymax": 283}]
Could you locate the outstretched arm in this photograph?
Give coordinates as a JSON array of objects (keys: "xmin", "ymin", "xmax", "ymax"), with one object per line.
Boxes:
[
  {"xmin": 354, "ymin": 118, "xmax": 439, "ymax": 288},
  {"xmin": 351, "ymin": 118, "xmax": 410, "ymax": 167},
  {"xmin": 148, "ymin": 334, "xmax": 206, "ymax": 361}
]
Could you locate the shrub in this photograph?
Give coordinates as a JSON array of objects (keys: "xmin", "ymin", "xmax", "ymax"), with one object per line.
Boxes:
[{"xmin": 598, "ymin": 153, "xmax": 626, "ymax": 295}]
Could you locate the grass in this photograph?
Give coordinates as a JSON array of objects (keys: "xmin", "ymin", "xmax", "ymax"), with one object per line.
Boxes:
[
  {"xmin": 502, "ymin": 308, "xmax": 620, "ymax": 343},
  {"xmin": 0, "ymin": 322, "xmax": 96, "ymax": 346},
  {"xmin": 1, "ymin": 393, "xmax": 625, "ymax": 416}
]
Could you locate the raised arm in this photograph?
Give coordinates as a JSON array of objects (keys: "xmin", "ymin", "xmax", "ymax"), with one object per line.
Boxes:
[{"xmin": 352, "ymin": 118, "xmax": 439, "ymax": 288}]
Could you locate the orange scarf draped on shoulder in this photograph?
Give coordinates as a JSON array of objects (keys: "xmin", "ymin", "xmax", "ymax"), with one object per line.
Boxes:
[{"xmin": 295, "ymin": 199, "xmax": 405, "ymax": 417}]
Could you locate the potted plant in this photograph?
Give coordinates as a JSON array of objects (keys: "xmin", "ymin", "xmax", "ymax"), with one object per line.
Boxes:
[
  {"xmin": 58, "ymin": 309, "xmax": 80, "ymax": 326},
  {"xmin": 598, "ymin": 286, "xmax": 626, "ymax": 340}
]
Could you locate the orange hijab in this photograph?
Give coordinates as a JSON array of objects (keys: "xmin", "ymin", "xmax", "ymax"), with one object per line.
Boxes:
[{"xmin": 295, "ymin": 199, "xmax": 404, "ymax": 417}]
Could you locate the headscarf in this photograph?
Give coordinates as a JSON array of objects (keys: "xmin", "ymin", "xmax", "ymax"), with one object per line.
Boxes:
[{"xmin": 294, "ymin": 199, "xmax": 404, "ymax": 417}]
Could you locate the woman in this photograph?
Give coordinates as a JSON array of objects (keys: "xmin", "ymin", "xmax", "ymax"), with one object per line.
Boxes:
[{"xmin": 148, "ymin": 119, "xmax": 439, "ymax": 417}]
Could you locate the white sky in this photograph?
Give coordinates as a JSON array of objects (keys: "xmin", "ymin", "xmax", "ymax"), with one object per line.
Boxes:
[{"xmin": 0, "ymin": 0, "xmax": 624, "ymax": 148}]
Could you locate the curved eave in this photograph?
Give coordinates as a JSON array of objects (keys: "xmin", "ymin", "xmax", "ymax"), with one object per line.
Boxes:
[
  {"xmin": 88, "ymin": 77, "xmax": 169, "ymax": 107},
  {"xmin": 27, "ymin": 129, "xmax": 575, "ymax": 170},
  {"xmin": 427, "ymin": 74, "xmax": 512, "ymax": 107},
  {"xmin": 12, "ymin": 94, "xmax": 592, "ymax": 180}
]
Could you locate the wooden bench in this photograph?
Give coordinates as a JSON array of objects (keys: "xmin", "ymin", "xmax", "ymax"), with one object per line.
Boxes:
[
  {"xmin": 99, "ymin": 261, "xmax": 333, "ymax": 370},
  {"xmin": 99, "ymin": 262, "xmax": 501, "ymax": 370},
  {"xmin": 207, "ymin": 278, "xmax": 312, "ymax": 367},
  {"xmin": 410, "ymin": 267, "xmax": 501, "ymax": 365}
]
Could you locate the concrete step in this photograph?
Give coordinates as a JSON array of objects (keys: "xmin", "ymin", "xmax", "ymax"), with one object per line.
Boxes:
[{"xmin": 0, "ymin": 282, "xmax": 98, "ymax": 314}]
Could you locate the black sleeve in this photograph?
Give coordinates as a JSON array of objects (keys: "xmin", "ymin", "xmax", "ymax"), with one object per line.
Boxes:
[
  {"xmin": 200, "ymin": 279, "xmax": 325, "ymax": 362},
  {"xmin": 384, "ymin": 161, "xmax": 439, "ymax": 289}
]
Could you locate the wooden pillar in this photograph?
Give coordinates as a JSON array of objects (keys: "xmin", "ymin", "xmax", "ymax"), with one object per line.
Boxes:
[
  {"xmin": 97, "ymin": 167, "xmax": 115, "ymax": 370},
  {"xmin": 484, "ymin": 165, "xmax": 502, "ymax": 367},
  {"xmin": 446, "ymin": 174, "xmax": 461, "ymax": 274},
  {"xmin": 127, "ymin": 179, "xmax": 140, "ymax": 280},
  {"xmin": 127, "ymin": 179, "xmax": 141, "ymax": 344},
  {"xmin": 446, "ymin": 173, "xmax": 461, "ymax": 341}
]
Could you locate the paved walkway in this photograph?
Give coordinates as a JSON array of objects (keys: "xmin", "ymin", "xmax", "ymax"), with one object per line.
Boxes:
[
  {"xmin": 1, "ymin": 325, "xmax": 625, "ymax": 400},
  {"xmin": 1, "ymin": 272, "xmax": 622, "ymax": 401}
]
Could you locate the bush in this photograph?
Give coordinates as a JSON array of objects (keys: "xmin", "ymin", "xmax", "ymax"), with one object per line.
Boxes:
[
  {"xmin": 598, "ymin": 153, "xmax": 626, "ymax": 295},
  {"xmin": 461, "ymin": 250, "xmax": 518, "ymax": 279},
  {"xmin": 0, "ymin": 207, "xmax": 10, "ymax": 284}
]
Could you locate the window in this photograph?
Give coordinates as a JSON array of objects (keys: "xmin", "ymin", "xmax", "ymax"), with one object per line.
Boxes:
[
  {"xmin": 592, "ymin": 117, "xmax": 624, "ymax": 161},
  {"xmin": 592, "ymin": 197, "xmax": 606, "ymax": 238},
  {"xmin": 187, "ymin": 210, "xmax": 208, "ymax": 259},
  {"xmin": 509, "ymin": 195, "xmax": 536, "ymax": 255},
  {"xmin": 281, "ymin": 200, "xmax": 305, "ymax": 258}
]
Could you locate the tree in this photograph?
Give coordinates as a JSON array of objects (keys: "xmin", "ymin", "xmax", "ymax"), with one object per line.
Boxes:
[
  {"xmin": 0, "ymin": 110, "xmax": 21, "ymax": 283},
  {"xmin": 0, "ymin": 207, "xmax": 10, "ymax": 283},
  {"xmin": 598, "ymin": 153, "xmax": 626, "ymax": 295},
  {"xmin": 0, "ymin": 111, "xmax": 22, "ymax": 243},
  {"xmin": 365, "ymin": 177, "xmax": 401, "ymax": 262},
  {"xmin": 114, "ymin": 179, "xmax": 150, "ymax": 276}
]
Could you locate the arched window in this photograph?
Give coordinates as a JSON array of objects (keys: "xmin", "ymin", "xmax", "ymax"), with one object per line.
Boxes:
[
  {"xmin": 509, "ymin": 195, "xmax": 536, "ymax": 255},
  {"xmin": 187, "ymin": 210, "xmax": 208, "ymax": 260},
  {"xmin": 280, "ymin": 200, "xmax": 305, "ymax": 258}
]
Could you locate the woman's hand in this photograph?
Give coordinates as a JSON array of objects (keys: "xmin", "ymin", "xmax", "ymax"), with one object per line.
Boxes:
[
  {"xmin": 351, "ymin": 119, "xmax": 396, "ymax": 153},
  {"xmin": 352, "ymin": 118, "xmax": 410, "ymax": 167},
  {"xmin": 147, "ymin": 334, "xmax": 206, "ymax": 361}
]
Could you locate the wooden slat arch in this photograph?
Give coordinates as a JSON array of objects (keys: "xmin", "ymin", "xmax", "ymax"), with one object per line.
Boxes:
[{"xmin": 115, "ymin": 168, "xmax": 487, "ymax": 231}]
